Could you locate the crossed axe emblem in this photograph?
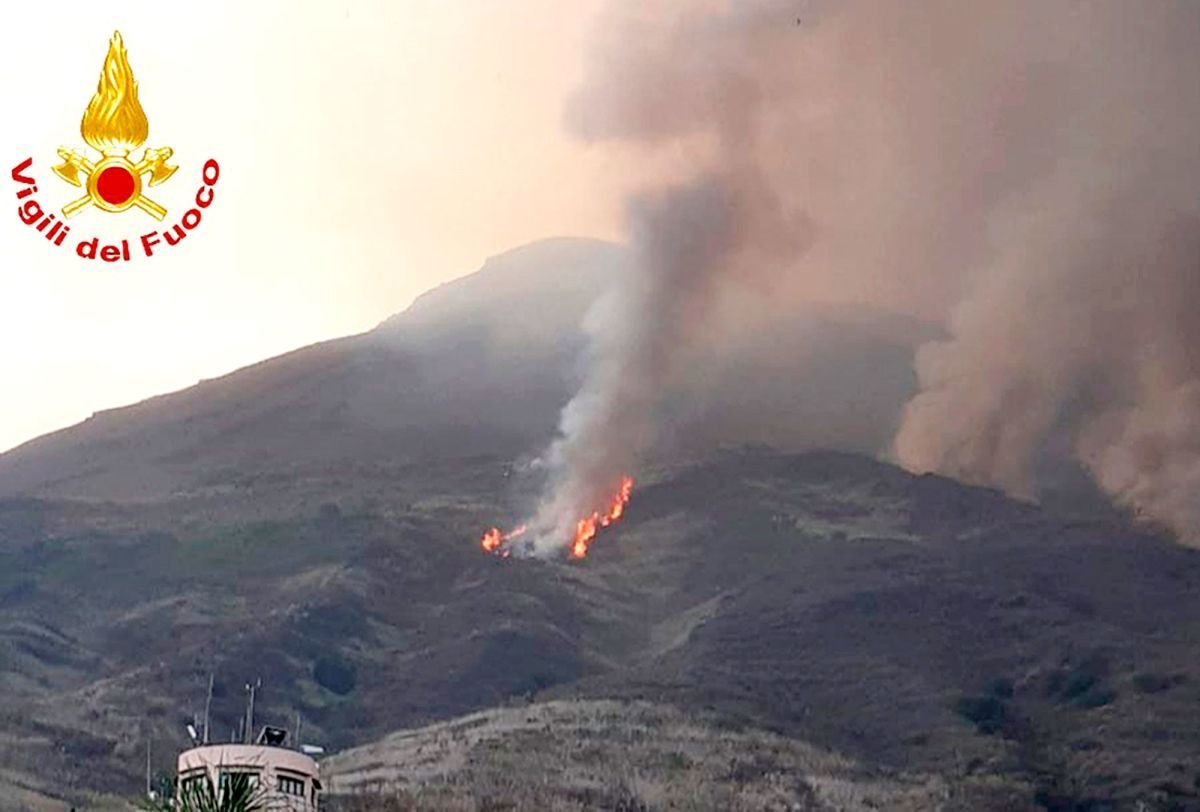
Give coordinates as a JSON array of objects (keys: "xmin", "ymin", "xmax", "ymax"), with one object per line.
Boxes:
[{"xmin": 52, "ymin": 146, "xmax": 178, "ymax": 221}]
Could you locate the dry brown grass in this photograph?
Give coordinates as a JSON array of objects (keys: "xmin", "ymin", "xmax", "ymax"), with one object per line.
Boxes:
[{"xmin": 323, "ymin": 699, "xmax": 947, "ymax": 811}]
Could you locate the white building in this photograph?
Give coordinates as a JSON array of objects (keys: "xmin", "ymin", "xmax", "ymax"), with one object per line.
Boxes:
[{"xmin": 176, "ymin": 729, "xmax": 322, "ymax": 810}]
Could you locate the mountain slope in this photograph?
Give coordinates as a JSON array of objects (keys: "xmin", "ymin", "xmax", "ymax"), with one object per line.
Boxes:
[
  {"xmin": 323, "ymin": 699, "xmax": 949, "ymax": 811},
  {"xmin": 4, "ymin": 239, "xmax": 1193, "ymax": 810},
  {"xmin": 0, "ymin": 238, "xmax": 624, "ymax": 502},
  {"xmin": 2, "ymin": 449, "xmax": 1199, "ymax": 810},
  {"xmin": 0, "ymin": 237, "xmax": 932, "ymax": 502}
]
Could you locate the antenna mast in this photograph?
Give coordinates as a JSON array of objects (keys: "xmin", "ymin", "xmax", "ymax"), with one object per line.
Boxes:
[
  {"xmin": 202, "ymin": 672, "xmax": 214, "ymax": 744},
  {"xmin": 244, "ymin": 677, "xmax": 261, "ymax": 744}
]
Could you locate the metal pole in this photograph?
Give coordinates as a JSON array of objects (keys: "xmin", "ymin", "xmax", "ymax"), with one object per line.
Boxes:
[
  {"xmin": 244, "ymin": 683, "xmax": 252, "ymax": 744},
  {"xmin": 245, "ymin": 678, "xmax": 261, "ymax": 744},
  {"xmin": 203, "ymin": 672, "xmax": 214, "ymax": 745}
]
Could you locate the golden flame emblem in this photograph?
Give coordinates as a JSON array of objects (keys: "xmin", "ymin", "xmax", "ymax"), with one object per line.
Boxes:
[
  {"xmin": 81, "ymin": 31, "xmax": 149, "ymax": 155},
  {"xmin": 52, "ymin": 31, "xmax": 177, "ymax": 220}
]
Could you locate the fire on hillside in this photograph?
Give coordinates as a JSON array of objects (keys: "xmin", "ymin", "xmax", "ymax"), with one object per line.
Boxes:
[{"xmin": 480, "ymin": 475, "xmax": 634, "ymax": 559}]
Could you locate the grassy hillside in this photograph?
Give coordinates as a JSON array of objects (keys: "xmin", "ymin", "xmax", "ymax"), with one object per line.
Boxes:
[
  {"xmin": 1, "ymin": 450, "xmax": 1198, "ymax": 810},
  {"xmin": 323, "ymin": 699, "xmax": 950, "ymax": 811}
]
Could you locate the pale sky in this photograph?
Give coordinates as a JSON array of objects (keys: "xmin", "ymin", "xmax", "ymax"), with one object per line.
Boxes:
[{"xmin": 0, "ymin": 0, "xmax": 626, "ymax": 453}]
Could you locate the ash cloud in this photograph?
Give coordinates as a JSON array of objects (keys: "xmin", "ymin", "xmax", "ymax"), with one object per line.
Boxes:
[{"xmin": 527, "ymin": 0, "xmax": 1200, "ymax": 552}]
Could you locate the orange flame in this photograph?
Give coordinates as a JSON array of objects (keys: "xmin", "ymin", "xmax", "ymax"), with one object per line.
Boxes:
[
  {"xmin": 81, "ymin": 32, "xmax": 149, "ymax": 156},
  {"xmin": 571, "ymin": 476, "xmax": 634, "ymax": 559},
  {"xmin": 478, "ymin": 476, "xmax": 634, "ymax": 559},
  {"xmin": 480, "ymin": 524, "xmax": 526, "ymax": 554}
]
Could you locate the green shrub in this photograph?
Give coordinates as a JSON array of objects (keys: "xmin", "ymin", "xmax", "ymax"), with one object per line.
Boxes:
[
  {"xmin": 1047, "ymin": 656, "xmax": 1111, "ymax": 706},
  {"xmin": 1132, "ymin": 672, "xmax": 1179, "ymax": 694},
  {"xmin": 987, "ymin": 677, "xmax": 1015, "ymax": 698},
  {"xmin": 314, "ymin": 654, "xmax": 358, "ymax": 695},
  {"xmin": 954, "ymin": 694, "xmax": 1007, "ymax": 734},
  {"xmin": 1071, "ymin": 688, "xmax": 1116, "ymax": 709}
]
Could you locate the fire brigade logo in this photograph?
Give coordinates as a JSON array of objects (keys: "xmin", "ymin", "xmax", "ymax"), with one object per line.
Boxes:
[
  {"xmin": 11, "ymin": 30, "xmax": 220, "ymax": 262},
  {"xmin": 53, "ymin": 31, "xmax": 177, "ymax": 220}
]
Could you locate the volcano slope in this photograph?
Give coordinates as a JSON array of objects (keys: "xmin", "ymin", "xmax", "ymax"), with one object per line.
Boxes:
[
  {"xmin": 1, "ymin": 449, "xmax": 1200, "ymax": 810},
  {"xmin": 0, "ymin": 239, "xmax": 1197, "ymax": 810},
  {"xmin": 0, "ymin": 238, "xmax": 929, "ymax": 504}
]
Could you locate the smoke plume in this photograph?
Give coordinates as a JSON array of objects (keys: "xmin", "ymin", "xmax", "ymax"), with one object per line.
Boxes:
[{"xmin": 525, "ymin": 0, "xmax": 1200, "ymax": 553}]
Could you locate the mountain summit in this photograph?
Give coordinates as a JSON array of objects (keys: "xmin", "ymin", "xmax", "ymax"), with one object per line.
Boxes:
[{"xmin": 0, "ymin": 238, "xmax": 927, "ymax": 502}]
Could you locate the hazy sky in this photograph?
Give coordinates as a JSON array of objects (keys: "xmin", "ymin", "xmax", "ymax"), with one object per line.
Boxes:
[{"xmin": 0, "ymin": 0, "xmax": 623, "ymax": 453}]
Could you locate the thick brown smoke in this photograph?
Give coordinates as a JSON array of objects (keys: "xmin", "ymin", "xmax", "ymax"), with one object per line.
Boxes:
[{"xmin": 526, "ymin": 0, "xmax": 1200, "ymax": 553}]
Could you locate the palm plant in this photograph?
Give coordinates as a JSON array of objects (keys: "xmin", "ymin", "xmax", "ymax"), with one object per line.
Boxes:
[{"xmin": 177, "ymin": 772, "xmax": 266, "ymax": 812}]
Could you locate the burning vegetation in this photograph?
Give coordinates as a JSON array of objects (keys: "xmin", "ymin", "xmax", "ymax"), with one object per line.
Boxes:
[
  {"xmin": 480, "ymin": 524, "xmax": 526, "ymax": 556},
  {"xmin": 480, "ymin": 476, "xmax": 634, "ymax": 560}
]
